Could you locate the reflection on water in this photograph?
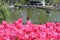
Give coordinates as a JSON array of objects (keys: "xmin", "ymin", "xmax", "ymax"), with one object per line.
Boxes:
[{"xmin": 9, "ymin": 7, "xmax": 60, "ymax": 24}]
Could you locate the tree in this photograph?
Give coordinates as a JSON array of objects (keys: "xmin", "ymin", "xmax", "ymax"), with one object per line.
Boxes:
[
  {"xmin": 54, "ymin": 0, "xmax": 60, "ymax": 4},
  {"xmin": 0, "ymin": 0, "xmax": 10, "ymax": 23}
]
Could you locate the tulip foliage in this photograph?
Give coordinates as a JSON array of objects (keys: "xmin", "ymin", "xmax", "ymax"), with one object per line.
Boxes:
[{"xmin": 0, "ymin": 18, "xmax": 60, "ymax": 40}]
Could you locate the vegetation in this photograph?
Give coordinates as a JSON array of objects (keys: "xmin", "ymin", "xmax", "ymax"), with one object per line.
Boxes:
[
  {"xmin": 0, "ymin": 0, "xmax": 60, "ymax": 23},
  {"xmin": 3, "ymin": 0, "xmax": 60, "ymax": 5},
  {"xmin": 0, "ymin": 0, "xmax": 10, "ymax": 23}
]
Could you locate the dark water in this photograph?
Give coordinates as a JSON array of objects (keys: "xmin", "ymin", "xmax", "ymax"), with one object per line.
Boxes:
[{"xmin": 9, "ymin": 7, "xmax": 60, "ymax": 24}]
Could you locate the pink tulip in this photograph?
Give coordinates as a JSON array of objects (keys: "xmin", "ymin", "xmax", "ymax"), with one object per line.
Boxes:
[
  {"xmin": 50, "ymin": 38, "xmax": 55, "ymax": 40},
  {"xmin": 24, "ymin": 34, "xmax": 29, "ymax": 40},
  {"xmin": 2, "ymin": 21, "xmax": 7, "ymax": 28},
  {"xmin": 56, "ymin": 22, "xmax": 60, "ymax": 27},
  {"xmin": 18, "ymin": 18, "xmax": 23, "ymax": 23},
  {"xmin": 50, "ymin": 22, "xmax": 56, "ymax": 28},
  {"xmin": 46, "ymin": 22, "xmax": 51, "ymax": 28},
  {"xmin": 26, "ymin": 21, "xmax": 32, "ymax": 25},
  {"xmin": 58, "ymin": 33, "xmax": 60, "ymax": 39},
  {"xmin": 0, "ymin": 37, "xmax": 4, "ymax": 40},
  {"xmin": 0, "ymin": 18, "xmax": 60, "ymax": 40},
  {"xmin": 56, "ymin": 27, "xmax": 60, "ymax": 33},
  {"xmin": 40, "ymin": 32, "xmax": 46, "ymax": 40}
]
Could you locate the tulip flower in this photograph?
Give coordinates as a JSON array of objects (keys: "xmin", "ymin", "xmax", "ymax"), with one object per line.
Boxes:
[{"xmin": 0, "ymin": 18, "xmax": 60, "ymax": 40}]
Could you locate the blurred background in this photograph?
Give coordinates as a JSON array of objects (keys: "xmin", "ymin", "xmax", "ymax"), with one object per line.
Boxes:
[{"xmin": 0, "ymin": 0, "xmax": 60, "ymax": 24}]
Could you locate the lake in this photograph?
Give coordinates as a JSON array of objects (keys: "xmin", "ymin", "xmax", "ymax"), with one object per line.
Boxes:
[{"xmin": 9, "ymin": 7, "xmax": 60, "ymax": 24}]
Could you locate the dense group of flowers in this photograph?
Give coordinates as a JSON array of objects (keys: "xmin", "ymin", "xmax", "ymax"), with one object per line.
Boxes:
[{"xmin": 0, "ymin": 18, "xmax": 60, "ymax": 40}]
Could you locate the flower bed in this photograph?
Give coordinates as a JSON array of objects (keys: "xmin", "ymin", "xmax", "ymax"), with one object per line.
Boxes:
[{"xmin": 0, "ymin": 18, "xmax": 60, "ymax": 40}]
